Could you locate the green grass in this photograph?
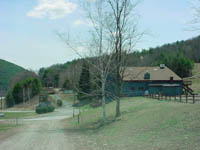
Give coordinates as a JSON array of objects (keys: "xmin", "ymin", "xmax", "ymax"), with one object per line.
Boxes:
[
  {"xmin": 186, "ymin": 63, "xmax": 200, "ymax": 93},
  {"xmin": 0, "ymin": 112, "xmax": 35, "ymax": 132},
  {"xmin": 0, "ymin": 112, "xmax": 36, "ymax": 120},
  {"xmin": 63, "ymin": 97, "xmax": 200, "ymax": 150},
  {"xmin": 0, "ymin": 123, "xmax": 17, "ymax": 131},
  {"xmin": 189, "ymin": 78, "xmax": 200, "ymax": 93}
]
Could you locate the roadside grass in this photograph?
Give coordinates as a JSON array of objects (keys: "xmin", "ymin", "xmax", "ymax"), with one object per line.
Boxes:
[
  {"xmin": 0, "ymin": 112, "xmax": 36, "ymax": 120},
  {"xmin": 0, "ymin": 123, "xmax": 17, "ymax": 131},
  {"xmin": 63, "ymin": 97, "xmax": 200, "ymax": 150}
]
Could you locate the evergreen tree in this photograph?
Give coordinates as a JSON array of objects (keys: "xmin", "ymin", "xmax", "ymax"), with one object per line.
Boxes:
[
  {"xmin": 54, "ymin": 74, "xmax": 59, "ymax": 88},
  {"xmin": 155, "ymin": 52, "xmax": 194, "ymax": 78},
  {"xmin": 6, "ymin": 78, "xmax": 42, "ymax": 107},
  {"xmin": 62, "ymin": 79, "xmax": 71, "ymax": 90},
  {"xmin": 78, "ymin": 62, "xmax": 91, "ymax": 101}
]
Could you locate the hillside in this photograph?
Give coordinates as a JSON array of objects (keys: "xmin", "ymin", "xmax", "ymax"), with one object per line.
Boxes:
[
  {"xmin": 184, "ymin": 63, "xmax": 200, "ymax": 93},
  {"xmin": 0, "ymin": 59, "xmax": 25, "ymax": 94},
  {"xmin": 126, "ymin": 35, "xmax": 200, "ymax": 67},
  {"xmin": 63, "ymin": 97, "xmax": 200, "ymax": 150},
  {"xmin": 39, "ymin": 35, "xmax": 200, "ymax": 88}
]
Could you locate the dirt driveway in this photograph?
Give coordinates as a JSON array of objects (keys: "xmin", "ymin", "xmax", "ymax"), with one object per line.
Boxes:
[{"xmin": 0, "ymin": 96, "xmax": 77, "ymax": 150}]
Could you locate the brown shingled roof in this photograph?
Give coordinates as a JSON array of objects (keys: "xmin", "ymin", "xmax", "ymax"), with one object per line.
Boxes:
[{"xmin": 122, "ymin": 66, "xmax": 182, "ymax": 81}]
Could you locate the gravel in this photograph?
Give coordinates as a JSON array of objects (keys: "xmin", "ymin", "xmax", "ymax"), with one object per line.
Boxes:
[{"xmin": 0, "ymin": 95, "xmax": 77, "ymax": 150}]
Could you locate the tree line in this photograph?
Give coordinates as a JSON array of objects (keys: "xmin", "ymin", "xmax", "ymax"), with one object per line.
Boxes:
[
  {"xmin": 154, "ymin": 52, "xmax": 194, "ymax": 78},
  {"xmin": 6, "ymin": 78, "xmax": 41, "ymax": 107},
  {"xmin": 38, "ymin": 36, "xmax": 200, "ymax": 90}
]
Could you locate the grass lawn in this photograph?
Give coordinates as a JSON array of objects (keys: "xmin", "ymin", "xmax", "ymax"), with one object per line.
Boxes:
[
  {"xmin": 189, "ymin": 78, "xmax": 200, "ymax": 94},
  {"xmin": 0, "ymin": 112, "xmax": 36, "ymax": 120},
  {"xmin": 0, "ymin": 123, "xmax": 17, "ymax": 131},
  {"xmin": 63, "ymin": 97, "xmax": 200, "ymax": 150},
  {"xmin": 0, "ymin": 112, "xmax": 36, "ymax": 134}
]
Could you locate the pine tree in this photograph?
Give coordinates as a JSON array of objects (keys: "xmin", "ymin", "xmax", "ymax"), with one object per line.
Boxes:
[{"xmin": 78, "ymin": 62, "xmax": 90, "ymax": 101}]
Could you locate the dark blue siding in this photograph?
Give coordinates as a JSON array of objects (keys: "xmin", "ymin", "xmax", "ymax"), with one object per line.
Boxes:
[{"xmin": 121, "ymin": 81, "xmax": 182, "ymax": 97}]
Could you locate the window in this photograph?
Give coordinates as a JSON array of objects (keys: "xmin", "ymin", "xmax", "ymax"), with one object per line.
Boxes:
[
  {"xmin": 131, "ymin": 87, "xmax": 135, "ymax": 91},
  {"xmin": 139, "ymin": 87, "xmax": 144, "ymax": 90}
]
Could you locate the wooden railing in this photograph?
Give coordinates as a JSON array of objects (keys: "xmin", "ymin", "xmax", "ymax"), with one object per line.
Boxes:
[
  {"xmin": 183, "ymin": 80, "xmax": 192, "ymax": 86},
  {"xmin": 144, "ymin": 94, "xmax": 200, "ymax": 104},
  {"xmin": 183, "ymin": 84, "xmax": 194, "ymax": 95}
]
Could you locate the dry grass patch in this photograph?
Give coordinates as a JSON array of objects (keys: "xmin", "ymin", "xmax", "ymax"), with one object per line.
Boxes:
[{"xmin": 62, "ymin": 97, "xmax": 200, "ymax": 150}]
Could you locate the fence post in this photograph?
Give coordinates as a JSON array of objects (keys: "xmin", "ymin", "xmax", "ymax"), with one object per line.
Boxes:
[
  {"xmin": 180, "ymin": 95, "xmax": 182, "ymax": 102},
  {"xmin": 186, "ymin": 94, "xmax": 188, "ymax": 103},
  {"xmin": 193, "ymin": 95, "xmax": 195, "ymax": 104},
  {"xmin": 174, "ymin": 96, "xmax": 176, "ymax": 101}
]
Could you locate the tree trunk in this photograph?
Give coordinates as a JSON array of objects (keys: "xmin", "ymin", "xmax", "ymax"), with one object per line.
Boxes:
[
  {"xmin": 23, "ymin": 88, "xmax": 25, "ymax": 104},
  {"xmin": 102, "ymin": 80, "xmax": 107, "ymax": 123},
  {"xmin": 73, "ymin": 90, "xmax": 75, "ymax": 118},
  {"xmin": 115, "ymin": 72, "xmax": 121, "ymax": 117},
  {"xmin": 28, "ymin": 87, "xmax": 31, "ymax": 104}
]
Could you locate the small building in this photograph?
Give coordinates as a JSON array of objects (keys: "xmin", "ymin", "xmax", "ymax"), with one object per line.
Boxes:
[{"xmin": 121, "ymin": 65, "xmax": 183, "ymax": 96}]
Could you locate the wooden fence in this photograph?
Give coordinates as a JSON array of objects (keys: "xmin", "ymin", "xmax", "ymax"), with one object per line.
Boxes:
[{"xmin": 144, "ymin": 94, "xmax": 200, "ymax": 104}]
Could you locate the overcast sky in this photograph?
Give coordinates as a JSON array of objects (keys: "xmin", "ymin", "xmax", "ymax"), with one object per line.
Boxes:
[{"xmin": 0, "ymin": 0, "xmax": 199, "ymax": 70}]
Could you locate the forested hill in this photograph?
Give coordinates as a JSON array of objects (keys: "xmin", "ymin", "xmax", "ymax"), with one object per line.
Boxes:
[
  {"xmin": 126, "ymin": 35, "xmax": 200, "ymax": 67},
  {"xmin": 0, "ymin": 59, "xmax": 25, "ymax": 94},
  {"xmin": 39, "ymin": 35, "xmax": 200, "ymax": 88}
]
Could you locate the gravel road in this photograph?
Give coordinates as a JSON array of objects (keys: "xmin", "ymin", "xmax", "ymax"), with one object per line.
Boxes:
[{"xmin": 0, "ymin": 95, "xmax": 77, "ymax": 150}]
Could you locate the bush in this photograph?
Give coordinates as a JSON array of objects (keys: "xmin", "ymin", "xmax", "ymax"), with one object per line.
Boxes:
[
  {"xmin": 57, "ymin": 99, "xmax": 63, "ymax": 107},
  {"xmin": 48, "ymin": 105, "xmax": 55, "ymax": 112},
  {"xmin": 35, "ymin": 102, "xmax": 55, "ymax": 114}
]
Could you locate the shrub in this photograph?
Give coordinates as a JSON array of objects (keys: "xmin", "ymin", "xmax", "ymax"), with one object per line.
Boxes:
[
  {"xmin": 35, "ymin": 105, "xmax": 47, "ymax": 114},
  {"xmin": 47, "ymin": 105, "xmax": 55, "ymax": 112},
  {"xmin": 35, "ymin": 101, "xmax": 55, "ymax": 114},
  {"xmin": 57, "ymin": 99, "xmax": 63, "ymax": 107}
]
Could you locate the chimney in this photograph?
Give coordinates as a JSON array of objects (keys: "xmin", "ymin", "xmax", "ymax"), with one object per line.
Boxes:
[
  {"xmin": 144, "ymin": 72, "xmax": 150, "ymax": 80},
  {"xmin": 160, "ymin": 64, "xmax": 165, "ymax": 69}
]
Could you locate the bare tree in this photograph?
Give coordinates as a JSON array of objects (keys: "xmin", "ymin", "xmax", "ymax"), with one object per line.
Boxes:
[
  {"xmin": 106, "ymin": 0, "xmax": 142, "ymax": 117},
  {"xmin": 58, "ymin": 0, "xmax": 118, "ymax": 123},
  {"xmin": 58, "ymin": 0, "xmax": 141, "ymax": 122},
  {"xmin": 189, "ymin": 0, "xmax": 200, "ymax": 31}
]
